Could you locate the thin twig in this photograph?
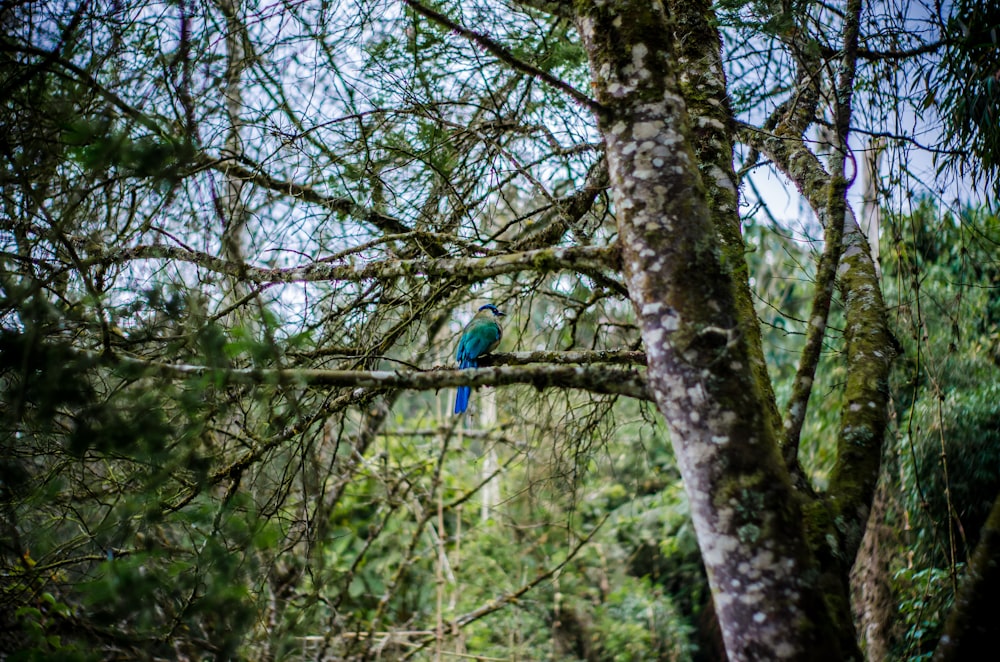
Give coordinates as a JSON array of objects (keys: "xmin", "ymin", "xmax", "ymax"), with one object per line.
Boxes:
[{"xmin": 400, "ymin": 0, "xmax": 601, "ymax": 114}]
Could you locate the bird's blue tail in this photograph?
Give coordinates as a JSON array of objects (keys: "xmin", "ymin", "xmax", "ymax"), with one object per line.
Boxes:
[
  {"xmin": 454, "ymin": 386, "xmax": 471, "ymax": 415},
  {"xmin": 454, "ymin": 358, "xmax": 476, "ymax": 415}
]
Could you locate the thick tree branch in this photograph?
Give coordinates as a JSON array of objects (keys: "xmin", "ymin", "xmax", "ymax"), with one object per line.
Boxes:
[
  {"xmin": 288, "ymin": 348, "xmax": 644, "ymax": 366},
  {"xmin": 782, "ymin": 0, "xmax": 865, "ymax": 465},
  {"xmin": 826, "ymin": 227, "xmax": 893, "ymax": 553},
  {"xmin": 482, "ymin": 349, "xmax": 645, "ymax": 366},
  {"xmin": 740, "ymin": 127, "xmax": 894, "ymax": 562},
  {"xmin": 820, "ymin": 40, "xmax": 946, "ymax": 62},
  {"xmin": 121, "ymin": 344, "xmax": 650, "ymax": 516},
  {"xmin": 781, "ymin": 183, "xmax": 844, "ymax": 460},
  {"xmin": 106, "ymin": 353, "xmax": 651, "ymax": 401},
  {"xmin": 738, "ymin": 4, "xmax": 848, "ymax": 473},
  {"xmin": 669, "ymin": 0, "xmax": 783, "ymax": 449}
]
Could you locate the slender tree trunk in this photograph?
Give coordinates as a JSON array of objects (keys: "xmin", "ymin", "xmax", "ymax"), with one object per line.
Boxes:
[
  {"xmin": 861, "ymin": 138, "xmax": 885, "ymax": 277},
  {"xmin": 478, "ymin": 387, "xmax": 500, "ymax": 522},
  {"xmin": 850, "ymin": 470, "xmax": 896, "ymax": 660},
  {"xmin": 216, "ymin": 0, "xmax": 250, "ymax": 305}
]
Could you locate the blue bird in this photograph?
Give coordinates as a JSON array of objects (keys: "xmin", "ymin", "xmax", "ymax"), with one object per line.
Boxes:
[{"xmin": 454, "ymin": 304, "xmax": 505, "ymax": 415}]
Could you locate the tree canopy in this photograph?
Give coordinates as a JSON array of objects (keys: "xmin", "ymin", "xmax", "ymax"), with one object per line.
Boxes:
[{"xmin": 1, "ymin": 0, "xmax": 998, "ymax": 660}]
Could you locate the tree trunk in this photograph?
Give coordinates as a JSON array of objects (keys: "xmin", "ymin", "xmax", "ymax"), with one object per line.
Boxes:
[
  {"xmin": 572, "ymin": 1, "xmax": 851, "ymax": 658},
  {"xmin": 850, "ymin": 471, "xmax": 897, "ymax": 660}
]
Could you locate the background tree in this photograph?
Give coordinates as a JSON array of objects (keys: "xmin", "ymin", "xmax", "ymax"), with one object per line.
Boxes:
[{"xmin": 1, "ymin": 0, "xmax": 997, "ymax": 660}]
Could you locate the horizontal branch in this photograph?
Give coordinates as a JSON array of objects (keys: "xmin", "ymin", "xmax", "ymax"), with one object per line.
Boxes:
[
  {"xmin": 110, "ymin": 353, "xmax": 651, "ymax": 401},
  {"xmin": 483, "ymin": 349, "xmax": 645, "ymax": 366},
  {"xmin": 820, "ymin": 40, "xmax": 946, "ymax": 62},
  {"xmin": 274, "ymin": 349, "xmax": 645, "ymax": 373},
  {"xmin": 96, "ymin": 244, "xmax": 620, "ymax": 283}
]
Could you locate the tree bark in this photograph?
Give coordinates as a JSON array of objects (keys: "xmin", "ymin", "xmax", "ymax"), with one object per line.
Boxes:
[
  {"xmin": 572, "ymin": 1, "xmax": 850, "ymax": 658},
  {"xmin": 850, "ymin": 472, "xmax": 896, "ymax": 661}
]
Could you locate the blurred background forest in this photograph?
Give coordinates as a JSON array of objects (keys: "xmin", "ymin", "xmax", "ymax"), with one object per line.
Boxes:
[{"xmin": 1, "ymin": 0, "xmax": 998, "ymax": 660}]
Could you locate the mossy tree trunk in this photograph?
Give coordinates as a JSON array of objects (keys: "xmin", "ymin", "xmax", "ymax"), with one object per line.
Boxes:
[{"xmin": 570, "ymin": 0, "xmax": 893, "ymax": 659}]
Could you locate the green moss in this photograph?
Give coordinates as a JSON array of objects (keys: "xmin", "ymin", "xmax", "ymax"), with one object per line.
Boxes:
[
  {"xmin": 531, "ymin": 250, "xmax": 559, "ymax": 272},
  {"xmin": 828, "ymin": 238, "xmax": 893, "ymax": 531}
]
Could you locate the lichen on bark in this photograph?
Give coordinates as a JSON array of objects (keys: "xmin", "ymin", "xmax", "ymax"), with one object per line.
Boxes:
[{"xmin": 572, "ymin": 1, "xmax": 851, "ymax": 659}]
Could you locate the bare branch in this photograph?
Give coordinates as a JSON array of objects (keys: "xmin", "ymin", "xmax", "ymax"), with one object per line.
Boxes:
[
  {"xmin": 197, "ymin": 154, "xmax": 413, "ymax": 236},
  {"xmin": 95, "ymin": 243, "xmax": 621, "ymax": 284},
  {"xmin": 482, "ymin": 349, "xmax": 645, "ymax": 366},
  {"xmin": 820, "ymin": 40, "xmax": 946, "ymax": 61},
  {"xmin": 401, "ymin": 0, "xmax": 601, "ymax": 114}
]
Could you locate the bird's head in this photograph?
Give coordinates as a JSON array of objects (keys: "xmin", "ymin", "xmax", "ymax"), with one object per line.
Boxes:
[{"xmin": 478, "ymin": 304, "xmax": 505, "ymax": 317}]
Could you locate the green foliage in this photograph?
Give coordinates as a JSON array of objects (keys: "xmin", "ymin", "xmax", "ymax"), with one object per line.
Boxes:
[
  {"xmin": 2, "ymin": 0, "xmax": 996, "ymax": 659},
  {"xmin": 63, "ymin": 118, "xmax": 190, "ymax": 186},
  {"xmin": 590, "ymin": 577, "xmax": 694, "ymax": 662},
  {"xmin": 891, "ymin": 565, "xmax": 961, "ymax": 662},
  {"xmin": 907, "ymin": 381, "xmax": 1000, "ymax": 559},
  {"xmin": 887, "ymin": 202, "xmax": 1000, "ymax": 553},
  {"xmin": 77, "ymin": 497, "xmax": 259, "ymax": 658},
  {"xmin": 877, "ymin": 201, "xmax": 1000, "ymax": 658},
  {"xmin": 934, "ymin": 0, "xmax": 1000, "ymax": 194},
  {"xmin": 9, "ymin": 592, "xmax": 97, "ymax": 662}
]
